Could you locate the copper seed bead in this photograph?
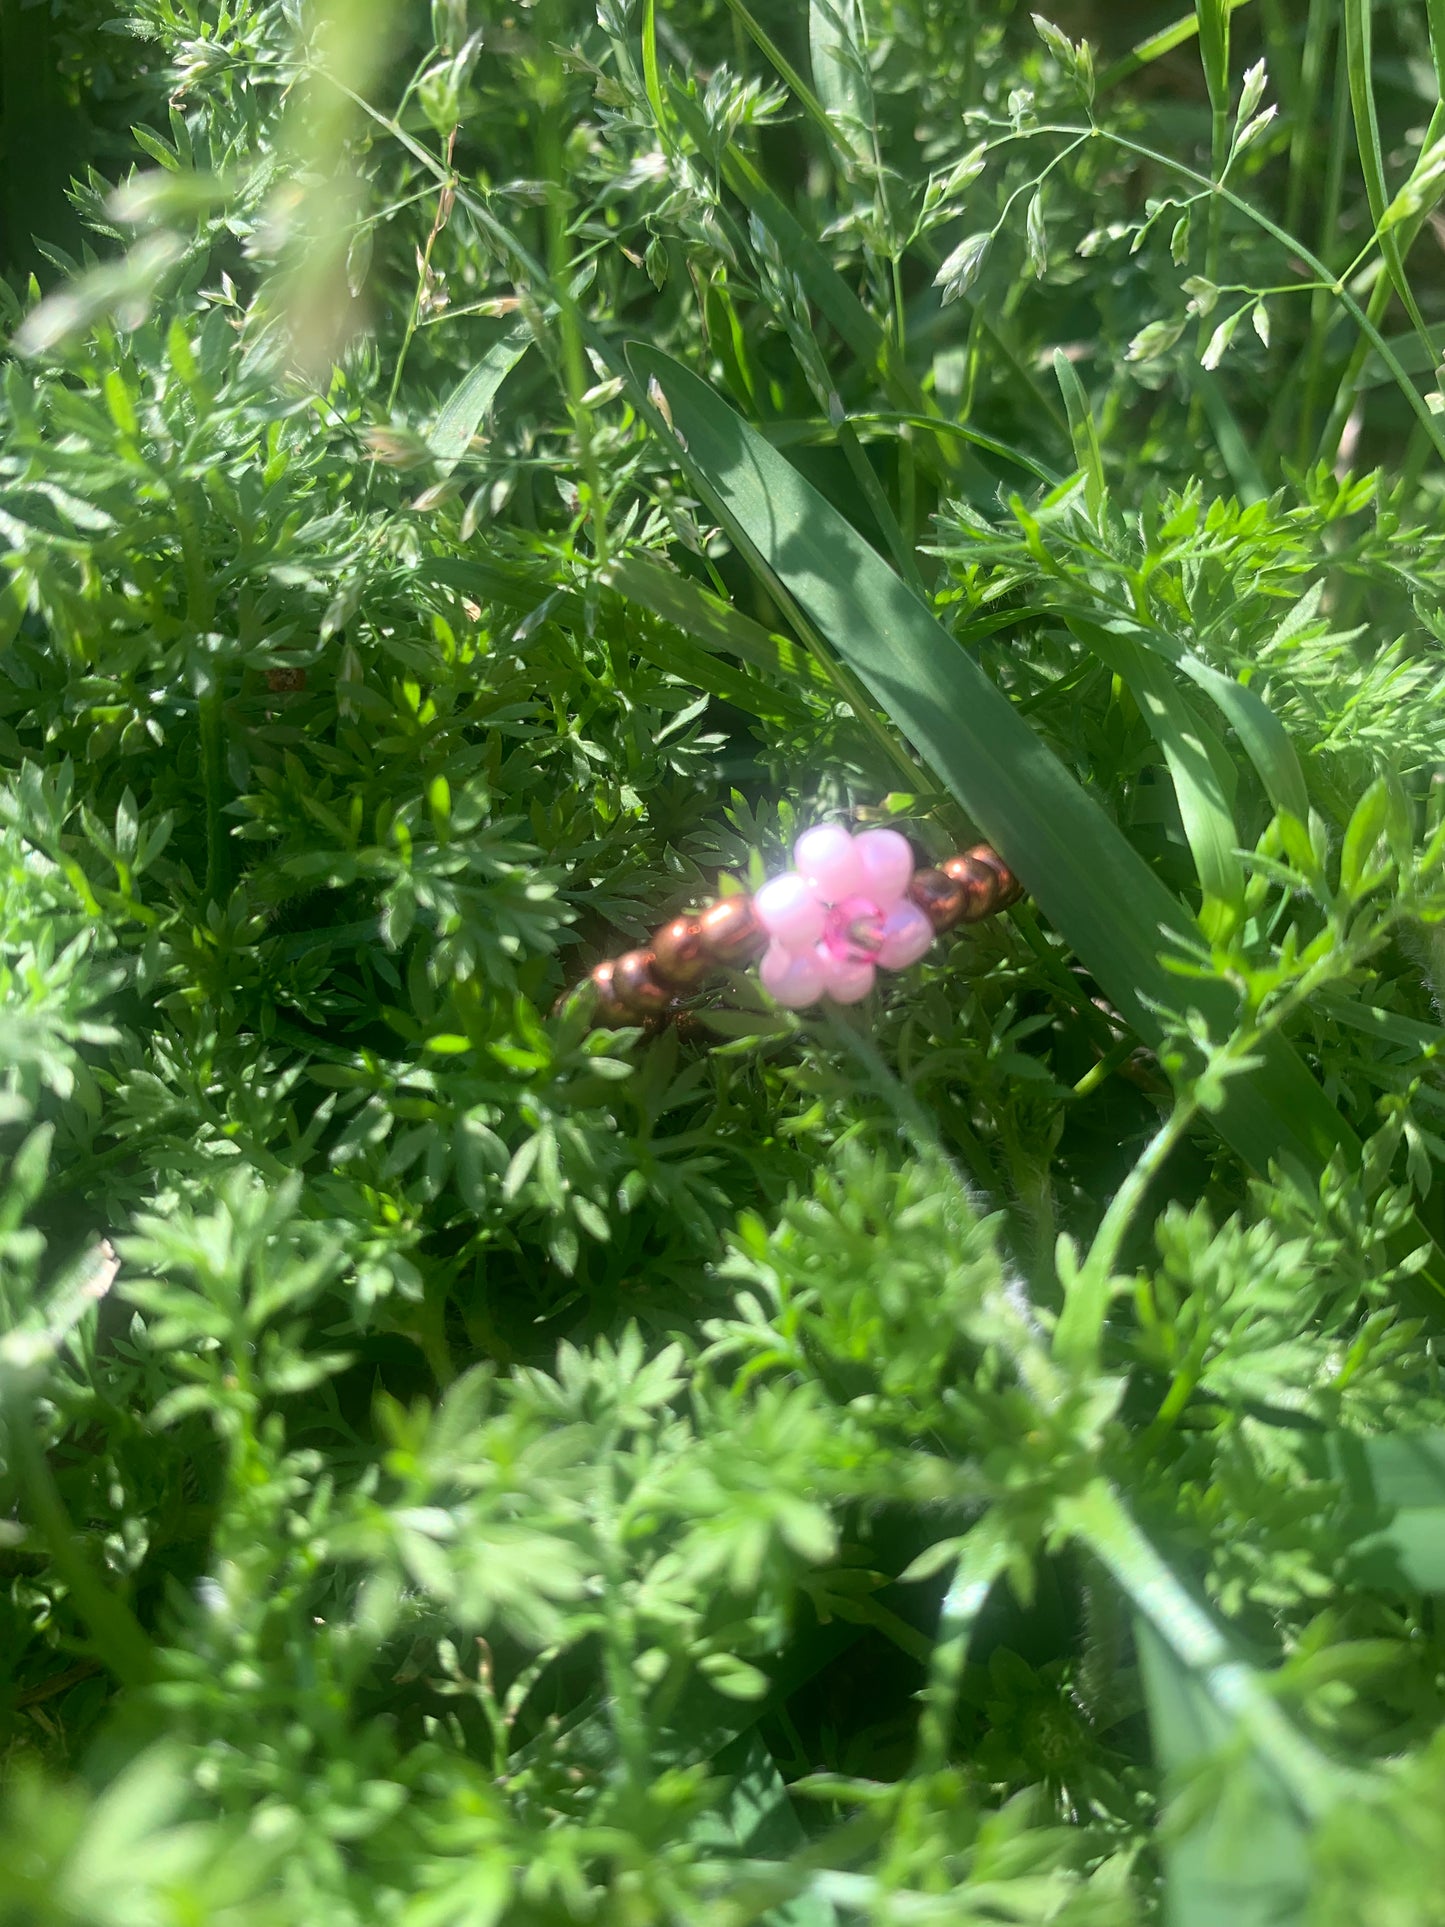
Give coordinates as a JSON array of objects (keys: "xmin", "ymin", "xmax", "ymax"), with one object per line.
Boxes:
[
  {"xmin": 695, "ymin": 894, "xmax": 765, "ymax": 966},
  {"xmin": 589, "ymin": 959, "xmax": 632, "ymax": 1027},
  {"xmin": 612, "ymin": 949, "xmax": 673, "ymax": 1016},
  {"xmin": 908, "ymin": 866, "xmax": 969, "ymax": 933},
  {"xmin": 650, "ymin": 914, "xmax": 710, "ymax": 990},
  {"xmin": 941, "ymin": 851, "xmax": 1001, "ymax": 922},
  {"xmin": 964, "ymin": 843, "xmax": 1024, "ymax": 908}
]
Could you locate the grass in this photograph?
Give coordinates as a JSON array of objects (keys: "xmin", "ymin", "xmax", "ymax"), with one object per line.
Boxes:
[{"xmin": 4, "ymin": 1, "xmax": 1445, "ymax": 1922}]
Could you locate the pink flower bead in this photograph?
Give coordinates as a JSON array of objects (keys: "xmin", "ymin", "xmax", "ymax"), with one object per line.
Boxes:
[
  {"xmin": 755, "ymin": 870, "xmax": 827, "ymax": 950},
  {"xmin": 817, "ymin": 949, "xmax": 875, "ymax": 1004},
  {"xmin": 794, "ymin": 823, "xmax": 864, "ymax": 901},
  {"xmin": 760, "ymin": 941, "xmax": 826, "ymax": 1009},
  {"xmin": 853, "ymin": 827, "xmax": 914, "ymax": 902},
  {"xmin": 754, "ymin": 824, "xmax": 935, "ymax": 1009}
]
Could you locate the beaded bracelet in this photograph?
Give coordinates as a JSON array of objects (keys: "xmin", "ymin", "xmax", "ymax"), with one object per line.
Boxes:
[{"xmin": 582, "ymin": 823, "xmax": 1023, "ymax": 1028}]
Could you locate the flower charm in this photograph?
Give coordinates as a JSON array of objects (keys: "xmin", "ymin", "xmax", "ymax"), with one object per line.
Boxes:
[
  {"xmin": 575, "ymin": 824, "xmax": 1022, "ymax": 1029},
  {"xmin": 754, "ymin": 824, "xmax": 935, "ymax": 1008}
]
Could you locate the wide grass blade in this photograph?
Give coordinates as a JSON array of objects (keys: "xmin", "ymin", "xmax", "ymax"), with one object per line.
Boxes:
[
  {"xmin": 809, "ymin": 0, "xmax": 871, "ymax": 161},
  {"xmin": 1065, "ymin": 616, "xmax": 1246, "ymax": 938},
  {"xmin": 625, "ymin": 345, "xmax": 1364, "ymax": 1185},
  {"xmin": 1133, "ymin": 1427, "xmax": 1445, "ymax": 1924},
  {"xmin": 1050, "ymin": 606, "xmax": 1310, "ymax": 823},
  {"xmin": 604, "ymin": 553, "xmax": 828, "ymax": 689},
  {"xmin": 427, "ymin": 323, "xmax": 531, "ymax": 473},
  {"xmin": 1062, "ymin": 1480, "xmax": 1352, "ymax": 1927},
  {"xmin": 1309, "ymin": 1429, "xmax": 1445, "ymax": 1591},
  {"xmin": 695, "ymin": 1730, "xmax": 838, "ymax": 1927},
  {"xmin": 1136, "ymin": 1619, "xmax": 1312, "ymax": 1927}
]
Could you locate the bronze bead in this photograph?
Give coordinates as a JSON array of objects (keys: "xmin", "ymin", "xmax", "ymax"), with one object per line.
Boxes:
[
  {"xmin": 963, "ymin": 842, "xmax": 1024, "ymax": 908},
  {"xmin": 650, "ymin": 914, "xmax": 710, "ymax": 990},
  {"xmin": 941, "ymin": 851, "xmax": 1001, "ymax": 922},
  {"xmin": 612, "ymin": 948, "xmax": 673, "ymax": 1015},
  {"xmin": 908, "ymin": 866, "xmax": 968, "ymax": 933},
  {"xmin": 589, "ymin": 959, "xmax": 632, "ymax": 1027},
  {"xmin": 695, "ymin": 894, "xmax": 765, "ymax": 966}
]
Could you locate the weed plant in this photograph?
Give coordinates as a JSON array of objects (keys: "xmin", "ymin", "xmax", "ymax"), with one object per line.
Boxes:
[{"xmin": 5, "ymin": 1, "xmax": 1445, "ymax": 1921}]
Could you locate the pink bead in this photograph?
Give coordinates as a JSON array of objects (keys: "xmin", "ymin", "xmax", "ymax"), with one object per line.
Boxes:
[
  {"xmin": 876, "ymin": 901, "xmax": 935, "ymax": 970},
  {"xmin": 794, "ymin": 823, "xmax": 863, "ymax": 902},
  {"xmin": 853, "ymin": 828, "xmax": 914, "ymax": 905},
  {"xmin": 754, "ymin": 871, "xmax": 826, "ymax": 952},
  {"xmin": 818, "ymin": 948, "xmax": 876, "ymax": 1004},
  {"xmin": 759, "ymin": 941, "xmax": 826, "ymax": 1009},
  {"xmin": 823, "ymin": 895, "xmax": 885, "ymax": 963}
]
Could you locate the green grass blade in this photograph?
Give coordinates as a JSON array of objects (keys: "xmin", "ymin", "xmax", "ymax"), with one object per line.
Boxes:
[
  {"xmin": 604, "ymin": 554, "xmax": 827, "ymax": 687},
  {"xmin": 666, "ymin": 90, "xmax": 884, "ymax": 376},
  {"xmin": 809, "ymin": 0, "xmax": 870, "ymax": 160},
  {"xmin": 604, "ymin": 559, "xmax": 818, "ymax": 722},
  {"xmin": 1303, "ymin": 1429, "xmax": 1445, "ymax": 1591},
  {"xmin": 1051, "ymin": 351, "xmax": 1106, "ymax": 521},
  {"xmin": 426, "ymin": 323, "xmax": 531, "ymax": 473},
  {"xmin": 695, "ymin": 1731, "xmax": 838, "ymax": 1927},
  {"xmin": 665, "ymin": 86, "xmax": 1049, "ymax": 474},
  {"xmin": 716, "ymin": 0, "xmax": 841, "ymax": 158},
  {"xmin": 1177, "ymin": 661, "xmax": 1308, "ymax": 822},
  {"xmin": 846, "ymin": 411, "xmax": 1062, "ymax": 486},
  {"xmin": 1343, "ymin": 0, "xmax": 1433, "ymax": 343},
  {"xmin": 1194, "ymin": 370, "xmax": 1270, "ymax": 506},
  {"xmin": 1358, "ymin": 321, "xmax": 1445, "ymax": 387},
  {"xmin": 1135, "ymin": 1618, "xmax": 1312, "ymax": 1927},
  {"xmin": 1194, "ymin": 0, "xmax": 1232, "ymax": 117},
  {"xmin": 625, "ymin": 345, "xmax": 1366, "ymax": 1182},
  {"xmin": 640, "ymin": 0, "xmax": 667, "ymax": 133},
  {"xmin": 1098, "ymin": 0, "xmax": 1254, "ymax": 95},
  {"xmin": 663, "ymin": 90, "xmax": 1000, "ymax": 476},
  {"xmin": 412, "ymin": 554, "xmax": 585, "ymax": 628},
  {"xmin": 1043, "ymin": 604, "xmax": 1311, "ymax": 827},
  {"xmin": 1064, "ymin": 616, "xmax": 1245, "ymax": 936}
]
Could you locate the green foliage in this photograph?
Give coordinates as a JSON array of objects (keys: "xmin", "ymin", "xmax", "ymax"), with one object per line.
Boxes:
[{"xmin": 5, "ymin": 1, "xmax": 1445, "ymax": 1922}]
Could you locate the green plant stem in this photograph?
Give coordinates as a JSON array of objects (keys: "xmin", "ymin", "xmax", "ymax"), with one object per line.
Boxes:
[
  {"xmin": 1290, "ymin": 51, "xmax": 1353, "ymax": 466},
  {"xmin": 1062, "ymin": 1478, "xmax": 1358, "ymax": 1820},
  {"xmin": 536, "ymin": 12, "xmax": 609, "ymax": 571},
  {"xmin": 1087, "ymin": 1095, "xmax": 1198, "ymax": 1285},
  {"xmin": 1315, "ymin": 99, "xmax": 1445, "ymax": 468},
  {"xmin": 199, "ymin": 686, "xmax": 226, "ymax": 905},
  {"xmin": 383, "ymin": 126, "xmax": 457, "ymax": 422},
  {"xmin": 1284, "ymin": 0, "xmax": 1332, "ymax": 242},
  {"xmin": 907, "ymin": 1527, "xmax": 1008, "ymax": 1780},
  {"xmin": 1053, "ymin": 1097, "xmax": 1197, "ymax": 1373},
  {"xmin": 1072, "ymin": 1031, "xmax": 1143, "ymax": 1098},
  {"xmin": 978, "ymin": 118, "xmax": 1445, "ymax": 464},
  {"xmin": 835, "ymin": 416, "xmax": 925, "ymax": 597},
  {"xmin": 891, "ymin": 264, "xmax": 918, "ymax": 564},
  {"xmin": 7, "ymin": 1395, "xmax": 157, "ymax": 1689}
]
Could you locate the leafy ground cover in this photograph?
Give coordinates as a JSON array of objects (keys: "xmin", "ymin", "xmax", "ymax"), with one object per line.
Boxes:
[{"xmin": 5, "ymin": 0, "xmax": 1445, "ymax": 1920}]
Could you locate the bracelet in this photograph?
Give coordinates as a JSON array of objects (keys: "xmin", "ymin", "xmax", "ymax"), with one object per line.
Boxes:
[{"xmin": 580, "ymin": 823, "xmax": 1023, "ymax": 1028}]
